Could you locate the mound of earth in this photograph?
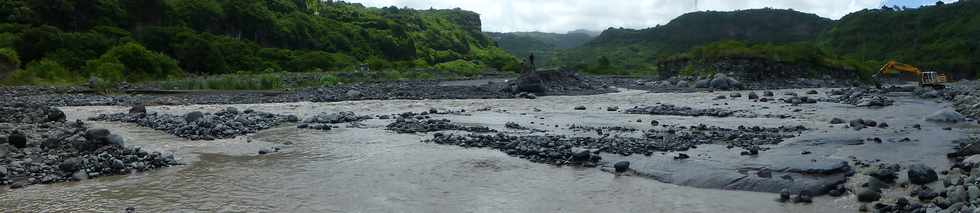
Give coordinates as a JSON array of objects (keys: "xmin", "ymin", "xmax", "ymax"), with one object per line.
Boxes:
[{"xmin": 511, "ymin": 69, "xmax": 611, "ymax": 95}]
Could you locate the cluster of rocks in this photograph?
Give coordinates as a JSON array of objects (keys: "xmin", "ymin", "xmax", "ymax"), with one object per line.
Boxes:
[
  {"xmin": 643, "ymin": 124, "xmax": 807, "ymax": 152},
  {"xmin": 385, "ymin": 118, "xmax": 496, "ymax": 134},
  {"xmin": 568, "ymin": 125, "xmax": 638, "ymax": 134},
  {"xmin": 693, "ymin": 73, "xmax": 743, "ymax": 90},
  {"xmin": 953, "ymin": 95, "xmax": 980, "ymax": 120},
  {"xmin": 625, "ymin": 104, "xmax": 739, "ymax": 117},
  {"xmin": 829, "ymin": 88, "xmax": 894, "ymax": 107},
  {"xmin": 425, "ymin": 124, "xmax": 806, "ymax": 166},
  {"xmin": 90, "ymin": 107, "xmax": 298, "ymax": 140},
  {"xmin": 841, "ymin": 118, "xmax": 888, "ymax": 130},
  {"xmin": 427, "ymin": 133, "xmax": 603, "ymax": 166},
  {"xmin": 298, "ymin": 111, "xmax": 372, "ymax": 131},
  {"xmin": 0, "ymin": 104, "xmax": 67, "ymax": 123},
  {"xmin": 1, "ymin": 120, "xmax": 178, "ymax": 188}
]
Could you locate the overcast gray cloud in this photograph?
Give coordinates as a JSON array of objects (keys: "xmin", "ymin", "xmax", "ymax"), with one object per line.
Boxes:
[{"xmin": 349, "ymin": 0, "xmax": 954, "ymax": 33}]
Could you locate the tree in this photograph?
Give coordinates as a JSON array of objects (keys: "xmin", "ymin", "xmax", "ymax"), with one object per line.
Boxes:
[
  {"xmin": 86, "ymin": 42, "xmax": 182, "ymax": 82},
  {"xmin": 173, "ymin": 32, "xmax": 228, "ymax": 74},
  {"xmin": 937, "ymin": 1, "xmax": 945, "ymax": 6},
  {"xmin": 168, "ymin": 0, "xmax": 224, "ymax": 32}
]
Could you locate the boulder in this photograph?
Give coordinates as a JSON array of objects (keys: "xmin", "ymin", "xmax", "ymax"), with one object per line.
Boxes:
[
  {"xmin": 84, "ymin": 128, "xmax": 111, "ymax": 142},
  {"xmin": 830, "ymin": 118, "xmax": 845, "ymax": 124},
  {"xmin": 857, "ymin": 189, "xmax": 881, "ymax": 202},
  {"xmin": 676, "ymin": 80, "xmax": 689, "ymax": 87},
  {"xmin": 925, "ymin": 109, "xmax": 966, "ymax": 123},
  {"xmin": 709, "ymin": 74, "xmax": 737, "ymax": 90},
  {"xmin": 574, "ymin": 106, "xmax": 587, "ymax": 110},
  {"xmin": 129, "ymin": 104, "xmax": 147, "ymax": 114},
  {"xmin": 614, "ymin": 161, "xmax": 630, "ymax": 172},
  {"xmin": 185, "ymin": 111, "xmax": 205, "ymax": 123},
  {"xmin": 8, "ymin": 132, "xmax": 27, "ymax": 148},
  {"xmin": 346, "ymin": 90, "xmax": 364, "ymax": 97},
  {"xmin": 730, "ymin": 92, "xmax": 742, "ymax": 98},
  {"xmin": 748, "ymin": 92, "xmax": 759, "ymax": 100},
  {"xmin": 763, "ymin": 91, "xmax": 774, "ymax": 97},
  {"xmin": 694, "ymin": 79, "xmax": 710, "ymax": 88},
  {"xmin": 606, "ymin": 106, "xmax": 619, "ymax": 112},
  {"xmin": 907, "ymin": 164, "xmax": 938, "ymax": 185},
  {"xmin": 107, "ymin": 134, "xmax": 125, "ymax": 147}
]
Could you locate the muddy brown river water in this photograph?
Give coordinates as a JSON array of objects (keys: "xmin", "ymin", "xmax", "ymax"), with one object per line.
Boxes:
[{"xmin": 1, "ymin": 89, "xmax": 974, "ymax": 212}]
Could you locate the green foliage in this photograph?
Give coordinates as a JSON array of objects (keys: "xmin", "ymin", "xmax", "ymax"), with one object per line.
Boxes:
[
  {"xmin": 434, "ymin": 60, "xmax": 483, "ymax": 77},
  {"xmin": 85, "ymin": 42, "xmax": 182, "ymax": 82},
  {"xmin": 1, "ymin": 0, "xmax": 517, "ymax": 86},
  {"xmin": 0, "ymin": 48, "xmax": 21, "ymax": 67},
  {"xmin": 6, "ymin": 59, "xmax": 77, "ymax": 85},
  {"xmin": 822, "ymin": 0, "xmax": 980, "ymax": 78}
]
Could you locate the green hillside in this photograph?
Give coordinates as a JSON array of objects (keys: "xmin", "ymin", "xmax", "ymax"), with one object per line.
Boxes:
[
  {"xmin": 820, "ymin": 0, "xmax": 980, "ymax": 79},
  {"xmin": 556, "ymin": 2, "xmax": 980, "ymax": 79},
  {"xmin": 487, "ymin": 31, "xmax": 593, "ymax": 67},
  {"xmin": 0, "ymin": 0, "xmax": 518, "ymax": 86},
  {"xmin": 553, "ymin": 8, "xmax": 833, "ymax": 74}
]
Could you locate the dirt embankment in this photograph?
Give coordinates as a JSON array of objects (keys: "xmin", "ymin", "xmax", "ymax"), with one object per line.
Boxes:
[{"xmin": 657, "ymin": 57, "xmax": 862, "ymax": 83}]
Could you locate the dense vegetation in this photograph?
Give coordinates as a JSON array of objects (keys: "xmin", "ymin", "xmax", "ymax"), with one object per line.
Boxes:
[
  {"xmin": 487, "ymin": 31, "xmax": 594, "ymax": 67},
  {"xmin": 0, "ymin": 0, "xmax": 518, "ymax": 87},
  {"xmin": 821, "ymin": 0, "xmax": 980, "ymax": 79},
  {"xmin": 660, "ymin": 40, "xmax": 877, "ymax": 80},
  {"xmin": 553, "ymin": 8, "xmax": 833, "ymax": 74},
  {"xmin": 556, "ymin": 1, "xmax": 980, "ymax": 79}
]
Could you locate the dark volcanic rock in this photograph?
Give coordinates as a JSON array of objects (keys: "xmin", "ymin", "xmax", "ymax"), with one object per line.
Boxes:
[
  {"xmin": 184, "ymin": 111, "xmax": 204, "ymax": 123},
  {"xmin": 614, "ymin": 161, "xmax": 630, "ymax": 172},
  {"xmin": 857, "ymin": 189, "xmax": 881, "ymax": 202},
  {"xmin": 128, "ymin": 104, "xmax": 147, "ymax": 114},
  {"xmin": 8, "ymin": 132, "xmax": 27, "ymax": 148},
  {"xmin": 907, "ymin": 164, "xmax": 938, "ymax": 185}
]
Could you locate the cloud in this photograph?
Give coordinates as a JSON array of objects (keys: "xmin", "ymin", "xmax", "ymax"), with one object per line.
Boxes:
[{"xmin": 348, "ymin": 0, "xmax": 954, "ymax": 33}]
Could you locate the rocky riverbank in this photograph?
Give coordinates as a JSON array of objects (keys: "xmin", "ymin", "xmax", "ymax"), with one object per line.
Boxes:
[
  {"xmin": 89, "ymin": 107, "xmax": 299, "ymax": 140},
  {"xmin": 0, "ymin": 105, "xmax": 179, "ymax": 189}
]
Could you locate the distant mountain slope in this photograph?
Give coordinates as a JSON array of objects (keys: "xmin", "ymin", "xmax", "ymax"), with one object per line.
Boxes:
[
  {"xmin": 487, "ymin": 31, "xmax": 594, "ymax": 66},
  {"xmin": 553, "ymin": 8, "xmax": 833, "ymax": 74}
]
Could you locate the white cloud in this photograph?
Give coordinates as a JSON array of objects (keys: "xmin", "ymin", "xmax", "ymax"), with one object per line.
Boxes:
[{"xmin": 347, "ymin": 0, "xmax": 953, "ymax": 33}]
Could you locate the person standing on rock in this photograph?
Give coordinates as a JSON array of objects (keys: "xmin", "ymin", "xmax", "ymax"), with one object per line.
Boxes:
[{"xmin": 529, "ymin": 53, "xmax": 536, "ymax": 72}]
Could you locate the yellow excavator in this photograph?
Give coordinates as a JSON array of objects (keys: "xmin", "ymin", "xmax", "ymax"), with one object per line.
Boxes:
[{"xmin": 874, "ymin": 60, "xmax": 947, "ymax": 89}]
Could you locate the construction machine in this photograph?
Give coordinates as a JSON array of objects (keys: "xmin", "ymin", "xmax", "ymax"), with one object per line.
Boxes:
[{"xmin": 874, "ymin": 60, "xmax": 947, "ymax": 89}]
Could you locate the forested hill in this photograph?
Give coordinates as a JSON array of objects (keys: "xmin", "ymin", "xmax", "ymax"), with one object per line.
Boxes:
[
  {"xmin": 552, "ymin": 8, "xmax": 833, "ymax": 74},
  {"xmin": 487, "ymin": 31, "xmax": 594, "ymax": 66},
  {"xmin": 0, "ymin": 0, "xmax": 517, "ymax": 85},
  {"xmin": 821, "ymin": 0, "xmax": 980, "ymax": 79},
  {"xmin": 589, "ymin": 8, "xmax": 832, "ymax": 50}
]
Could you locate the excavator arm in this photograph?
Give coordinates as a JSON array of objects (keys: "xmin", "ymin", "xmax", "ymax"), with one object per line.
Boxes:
[{"xmin": 876, "ymin": 60, "xmax": 922, "ymax": 77}]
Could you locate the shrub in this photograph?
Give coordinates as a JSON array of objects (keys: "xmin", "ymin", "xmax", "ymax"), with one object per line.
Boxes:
[
  {"xmin": 434, "ymin": 59, "xmax": 483, "ymax": 77},
  {"xmin": 85, "ymin": 42, "xmax": 183, "ymax": 83},
  {"xmin": 6, "ymin": 59, "xmax": 77, "ymax": 85}
]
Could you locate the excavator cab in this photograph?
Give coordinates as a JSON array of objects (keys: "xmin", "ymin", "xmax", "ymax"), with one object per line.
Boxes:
[{"xmin": 921, "ymin": 71, "xmax": 947, "ymax": 89}]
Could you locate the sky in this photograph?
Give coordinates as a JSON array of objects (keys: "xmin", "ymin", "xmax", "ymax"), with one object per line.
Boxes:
[{"xmin": 349, "ymin": 0, "xmax": 956, "ymax": 33}]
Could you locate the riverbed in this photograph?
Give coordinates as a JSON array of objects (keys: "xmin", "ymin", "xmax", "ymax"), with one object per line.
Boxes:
[{"xmin": 2, "ymin": 88, "xmax": 973, "ymax": 212}]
